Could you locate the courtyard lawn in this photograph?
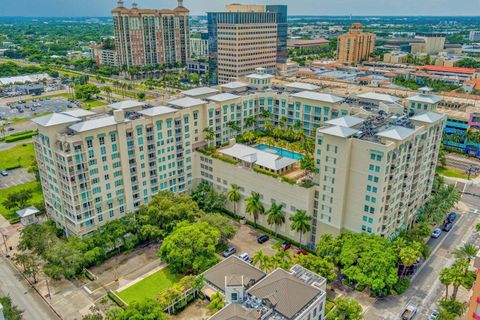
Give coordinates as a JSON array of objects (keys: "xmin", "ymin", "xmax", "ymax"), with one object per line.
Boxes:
[
  {"xmin": 0, "ymin": 143, "xmax": 35, "ymax": 169},
  {"xmin": 0, "ymin": 181, "xmax": 43, "ymax": 222},
  {"xmin": 436, "ymin": 167, "xmax": 469, "ymax": 180},
  {"xmin": 116, "ymin": 267, "xmax": 182, "ymax": 304}
]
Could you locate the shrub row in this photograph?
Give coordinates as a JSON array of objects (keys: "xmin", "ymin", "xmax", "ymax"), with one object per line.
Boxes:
[
  {"xmin": 5, "ymin": 131, "xmax": 38, "ymax": 142},
  {"xmin": 253, "ymin": 165, "xmax": 278, "ymax": 178},
  {"xmin": 108, "ymin": 291, "xmax": 127, "ymax": 308},
  {"xmin": 5, "ymin": 164, "xmax": 21, "ymax": 170}
]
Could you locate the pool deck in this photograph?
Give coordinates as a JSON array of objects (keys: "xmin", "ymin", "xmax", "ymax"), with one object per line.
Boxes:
[{"xmin": 255, "ymin": 144, "xmax": 304, "ymax": 160}]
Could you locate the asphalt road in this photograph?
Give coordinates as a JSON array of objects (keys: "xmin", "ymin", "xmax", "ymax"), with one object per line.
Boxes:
[
  {"xmin": 365, "ymin": 207, "xmax": 478, "ymax": 319},
  {"xmin": 0, "ymin": 257, "xmax": 60, "ymax": 320},
  {"xmin": 445, "ymin": 154, "xmax": 480, "ymax": 173}
]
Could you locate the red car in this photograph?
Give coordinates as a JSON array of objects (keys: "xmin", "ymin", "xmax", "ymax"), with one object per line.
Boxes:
[
  {"xmin": 280, "ymin": 241, "xmax": 291, "ymax": 251},
  {"xmin": 296, "ymin": 248, "xmax": 308, "ymax": 255}
]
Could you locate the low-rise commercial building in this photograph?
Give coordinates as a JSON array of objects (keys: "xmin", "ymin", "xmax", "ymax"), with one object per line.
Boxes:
[{"xmin": 203, "ymin": 256, "xmax": 327, "ymax": 320}]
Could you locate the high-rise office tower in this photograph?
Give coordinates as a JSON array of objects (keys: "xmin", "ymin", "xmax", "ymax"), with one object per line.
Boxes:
[
  {"xmin": 207, "ymin": 4, "xmax": 288, "ymax": 85},
  {"xmin": 112, "ymin": 0, "xmax": 190, "ymax": 67},
  {"xmin": 336, "ymin": 23, "xmax": 376, "ymax": 65}
]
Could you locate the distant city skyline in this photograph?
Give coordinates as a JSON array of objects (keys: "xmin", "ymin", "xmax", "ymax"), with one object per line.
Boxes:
[{"xmin": 0, "ymin": 0, "xmax": 479, "ymax": 17}]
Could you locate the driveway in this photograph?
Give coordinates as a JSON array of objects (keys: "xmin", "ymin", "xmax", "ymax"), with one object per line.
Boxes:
[
  {"xmin": 228, "ymin": 223, "xmax": 278, "ymax": 259},
  {"xmin": 0, "ymin": 168, "xmax": 35, "ymax": 189}
]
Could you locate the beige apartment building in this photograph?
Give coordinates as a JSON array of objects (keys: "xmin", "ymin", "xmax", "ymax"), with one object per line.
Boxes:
[
  {"xmin": 112, "ymin": 0, "xmax": 190, "ymax": 67},
  {"xmin": 32, "ymin": 75, "xmax": 444, "ymax": 245},
  {"xmin": 336, "ymin": 23, "xmax": 376, "ymax": 65},
  {"xmin": 410, "ymin": 33, "xmax": 446, "ymax": 55}
]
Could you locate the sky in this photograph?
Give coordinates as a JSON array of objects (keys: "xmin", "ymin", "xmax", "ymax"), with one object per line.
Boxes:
[{"xmin": 0, "ymin": 0, "xmax": 479, "ymax": 17}]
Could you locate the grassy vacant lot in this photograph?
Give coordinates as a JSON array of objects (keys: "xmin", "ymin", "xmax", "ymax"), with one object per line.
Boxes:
[
  {"xmin": 117, "ymin": 267, "xmax": 182, "ymax": 304},
  {"xmin": 0, "ymin": 181, "xmax": 43, "ymax": 222},
  {"xmin": 436, "ymin": 167, "xmax": 469, "ymax": 180},
  {"xmin": 24, "ymin": 93, "xmax": 71, "ymax": 102},
  {"xmin": 82, "ymin": 99, "xmax": 108, "ymax": 110},
  {"xmin": 0, "ymin": 143, "xmax": 35, "ymax": 169}
]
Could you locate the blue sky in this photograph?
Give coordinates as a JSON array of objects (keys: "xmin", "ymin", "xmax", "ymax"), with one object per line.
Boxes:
[{"xmin": 0, "ymin": 0, "xmax": 479, "ymax": 17}]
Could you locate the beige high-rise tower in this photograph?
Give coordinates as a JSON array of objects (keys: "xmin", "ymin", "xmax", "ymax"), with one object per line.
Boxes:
[
  {"xmin": 336, "ymin": 23, "xmax": 376, "ymax": 65},
  {"xmin": 112, "ymin": 0, "xmax": 190, "ymax": 67}
]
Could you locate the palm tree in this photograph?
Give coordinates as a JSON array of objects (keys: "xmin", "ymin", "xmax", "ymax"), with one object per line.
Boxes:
[
  {"xmin": 264, "ymin": 121, "xmax": 274, "ymax": 134},
  {"xmin": 279, "ymin": 116, "xmax": 288, "ymax": 130},
  {"xmin": 245, "ymin": 192, "xmax": 265, "ymax": 226},
  {"xmin": 243, "ymin": 131, "xmax": 256, "ymax": 144},
  {"xmin": 102, "ymin": 86, "xmax": 112, "ymax": 102},
  {"xmin": 252, "ymin": 249, "xmax": 271, "ymax": 272},
  {"xmin": 289, "ymin": 210, "xmax": 311, "ymax": 249},
  {"xmin": 450, "ymin": 259, "xmax": 475, "ymax": 300},
  {"xmin": 273, "ymin": 127, "xmax": 283, "ymax": 140},
  {"xmin": 227, "ymin": 184, "xmax": 241, "ymax": 217},
  {"xmin": 267, "ymin": 203, "xmax": 285, "ymax": 237},
  {"xmin": 260, "ymin": 109, "xmax": 272, "ymax": 120},
  {"xmin": 453, "ymin": 243, "xmax": 478, "ymax": 263},
  {"xmin": 300, "ymin": 156, "xmax": 316, "ymax": 178},
  {"xmin": 203, "ymin": 127, "xmax": 215, "ymax": 146},
  {"xmin": 226, "ymin": 121, "xmax": 241, "ymax": 138},
  {"xmin": 439, "ymin": 267, "xmax": 454, "ymax": 300},
  {"xmin": 245, "ymin": 116, "xmax": 257, "ymax": 130}
]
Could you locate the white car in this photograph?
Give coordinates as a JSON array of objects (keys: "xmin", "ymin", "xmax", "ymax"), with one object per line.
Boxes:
[{"xmin": 238, "ymin": 252, "xmax": 249, "ymax": 261}]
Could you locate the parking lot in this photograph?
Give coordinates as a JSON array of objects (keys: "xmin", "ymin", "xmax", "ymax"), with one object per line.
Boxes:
[
  {"xmin": 0, "ymin": 168, "xmax": 35, "ymax": 189},
  {"xmin": 0, "ymin": 97, "xmax": 76, "ymax": 121},
  {"xmin": 227, "ymin": 223, "xmax": 278, "ymax": 259}
]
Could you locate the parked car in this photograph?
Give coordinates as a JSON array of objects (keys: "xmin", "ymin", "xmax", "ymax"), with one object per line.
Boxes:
[
  {"xmin": 429, "ymin": 310, "xmax": 439, "ymax": 320},
  {"xmin": 401, "ymin": 300, "xmax": 417, "ymax": 320},
  {"xmin": 257, "ymin": 235, "xmax": 269, "ymax": 244},
  {"xmin": 431, "ymin": 228, "xmax": 442, "ymax": 239},
  {"xmin": 239, "ymin": 252, "xmax": 249, "ymax": 261},
  {"xmin": 0, "ymin": 170, "xmax": 8, "ymax": 176},
  {"xmin": 447, "ymin": 212, "xmax": 457, "ymax": 223},
  {"xmin": 222, "ymin": 246, "xmax": 236, "ymax": 258},
  {"xmin": 280, "ymin": 242, "xmax": 291, "ymax": 251},
  {"xmin": 296, "ymin": 248, "xmax": 308, "ymax": 255},
  {"xmin": 442, "ymin": 222, "xmax": 453, "ymax": 232}
]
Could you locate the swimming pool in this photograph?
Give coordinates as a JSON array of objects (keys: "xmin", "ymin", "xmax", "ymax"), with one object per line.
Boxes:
[{"xmin": 255, "ymin": 144, "xmax": 304, "ymax": 160}]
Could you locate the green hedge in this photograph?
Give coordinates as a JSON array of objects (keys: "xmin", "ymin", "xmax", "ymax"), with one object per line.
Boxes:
[
  {"xmin": 280, "ymin": 176, "xmax": 296, "ymax": 185},
  {"xmin": 253, "ymin": 165, "xmax": 278, "ymax": 178},
  {"xmin": 108, "ymin": 291, "xmax": 127, "ymax": 308},
  {"xmin": 5, "ymin": 164, "xmax": 21, "ymax": 170},
  {"xmin": 84, "ymin": 269, "xmax": 96, "ymax": 281},
  {"xmin": 5, "ymin": 131, "xmax": 38, "ymax": 142},
  {"xmin": 212, "ymin": 153, "xmax": 238, "ymax": 165}
]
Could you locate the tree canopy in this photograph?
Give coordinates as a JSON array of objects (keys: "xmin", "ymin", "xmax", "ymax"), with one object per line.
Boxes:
[{"xmin": 158, "ymin": 221, "xmax": 221, "ymax": 274}]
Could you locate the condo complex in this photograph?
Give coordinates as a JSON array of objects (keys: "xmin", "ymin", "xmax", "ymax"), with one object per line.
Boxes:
[{"xmin": 32, "ymin": 71, "xmax": 445, "ymax": 247}]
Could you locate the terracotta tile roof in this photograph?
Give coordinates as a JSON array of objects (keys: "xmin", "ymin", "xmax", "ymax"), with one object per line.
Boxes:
[{"xmin": 420, "ymin": 65, "xmax": 476, "ymax": 75}]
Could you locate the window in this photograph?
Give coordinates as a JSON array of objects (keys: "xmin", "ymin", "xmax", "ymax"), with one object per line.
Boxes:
[{"xmin": 231, "ymin": 293, "xmax": 238, "ymax": 301}]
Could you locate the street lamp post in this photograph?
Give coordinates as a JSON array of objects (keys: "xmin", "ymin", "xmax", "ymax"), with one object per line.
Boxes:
[{"xmin": 466, "ymin": 164, "xmax": 480, "ymax": 180}]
